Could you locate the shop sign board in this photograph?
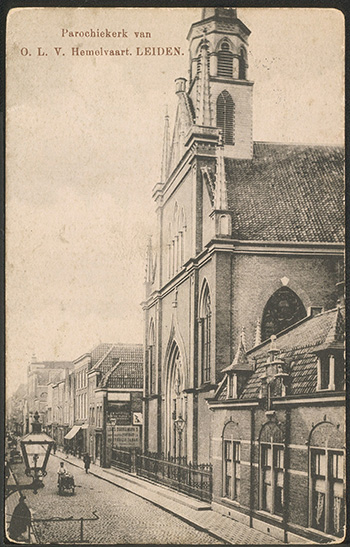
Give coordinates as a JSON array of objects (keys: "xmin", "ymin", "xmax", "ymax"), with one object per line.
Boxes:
[{"xmin": 115, "ymin": 426, "xmax": 140, "ymax": 448}]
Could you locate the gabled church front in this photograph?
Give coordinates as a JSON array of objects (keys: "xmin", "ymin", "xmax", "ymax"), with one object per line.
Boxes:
[{"xmin": 141, "ymin": 8, "xmax": 344, "ymax": 543}]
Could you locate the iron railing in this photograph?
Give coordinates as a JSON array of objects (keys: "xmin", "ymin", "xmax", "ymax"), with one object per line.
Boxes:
[
  {"xmin": 136, "ymin": 451, "xmax": 212, "ymax": 503},
  {"xmin": 111, "ymin": 448, "xmax": 132, "ymax": 473}
]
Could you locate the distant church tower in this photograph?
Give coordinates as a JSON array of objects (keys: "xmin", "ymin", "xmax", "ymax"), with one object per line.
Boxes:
[{"xmin": 187, "ymin": 7, "xmax": 253, "ymax": 158}]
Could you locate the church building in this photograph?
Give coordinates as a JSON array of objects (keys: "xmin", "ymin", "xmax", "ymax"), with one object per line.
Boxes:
[{"xmin": 142, "ymin": 8, "xmax": 344, "ymax": 542}]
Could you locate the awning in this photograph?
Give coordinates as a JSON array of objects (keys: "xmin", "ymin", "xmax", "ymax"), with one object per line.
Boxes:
[
  {"xmin": 64, "ymin": 425, "xmax": 81, "ymax": 440},
  {"xmin": 81, "ymin": 424, "xmax": 89, "ymax": 430}
]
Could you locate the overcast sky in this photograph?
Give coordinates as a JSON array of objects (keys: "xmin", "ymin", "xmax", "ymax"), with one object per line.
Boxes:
[{"xmin": 6, "ymin": 8, "xmax": 344, "ymax": 396}]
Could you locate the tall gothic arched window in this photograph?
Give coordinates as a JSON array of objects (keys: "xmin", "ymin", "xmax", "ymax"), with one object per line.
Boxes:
[
  {"xmin": 217, "ymin": 90, "xmax": 235, "ymax": 145},
  {"xmin": 199, "ymin": 283, "xmax": 212, "ymax": 383},
  {"xmin": 218, "ymin": 42, "xmax": 234, "ymax": 77},
  {"xmin": 261, "ymin": 286, "xmax": 307, "ymax": 341},
  {"xmin": 166, "ymin": 342, "xmax": 186, "ymax": 457}
]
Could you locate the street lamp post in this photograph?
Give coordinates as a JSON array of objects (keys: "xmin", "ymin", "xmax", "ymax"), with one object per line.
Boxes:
[
  {"xmin": 174, "ymin": 414, "xmax": 186, "ymax": 461},
  {"xmin": 5, "ymin": 411, "xmax": 55, "ymax": 499}
]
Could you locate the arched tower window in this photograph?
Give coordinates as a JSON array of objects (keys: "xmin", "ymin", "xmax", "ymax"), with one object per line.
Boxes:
[
  {"xmin": 216, "ymin": 91, "xmax": 235, "ymax": 145},
  {"xmin": 261, "ymin": 287, "xmax": 307, "ymax": 341},
  {"xmin": 217, "ymin": 42, "xmax": 233, "ymax": 77},
  {"xmin": 239, "ymin": 47, "xmax": 247, "ymax": 79},
  {"xmin": 199, "ymin": 283, "xmax": 212, "ymax": 383}
]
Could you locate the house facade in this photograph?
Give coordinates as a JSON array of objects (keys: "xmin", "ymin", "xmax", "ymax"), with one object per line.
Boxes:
[
  {"xmin": 26, "ymin": 357, "xmax": 73, "ymax": 432},
  {"xmin": 208, "ymin": 307, "xmax": 345, "ymax": 543},
  {"xmin": 45, "ymin": 343, "xmax": 143, "ymax": 466}
]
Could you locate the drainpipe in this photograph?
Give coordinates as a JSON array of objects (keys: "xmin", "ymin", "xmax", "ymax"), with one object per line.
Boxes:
[
  {"xmin": 249, "ymin": 408, "xmax": 254, "ymax": 528},
  {"xmin": 102, "ymin": 393, "xmax": 107, "ymax": 468},
  {"xmin": 283, "ymin": 408, "xmax": 291, "ymax": 544}
]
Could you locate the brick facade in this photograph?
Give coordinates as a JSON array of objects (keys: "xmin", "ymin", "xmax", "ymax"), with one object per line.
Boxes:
[{"xmin": 142, "ymin": 8, "xmax": 344, "ymax": 543}]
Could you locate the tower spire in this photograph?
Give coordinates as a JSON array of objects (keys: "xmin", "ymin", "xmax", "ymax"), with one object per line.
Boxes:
[
  {"xmin": 196, "ymin": 31, "xmax": 212, "ymax": 127},
  {"xmin": 160, "ymin": 106, "xmax": 170, "ymax": 183},
  {"xmin": 214, "ymin": 144, "xmax": 228, "ymax": 210}
]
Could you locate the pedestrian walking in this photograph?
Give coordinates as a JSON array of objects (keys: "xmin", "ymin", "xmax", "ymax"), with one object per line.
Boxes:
[
  {"xmin": 53, "ymin": 441, "xmax": 57, "ymax": 455},
  {"xmin": 8, "ymin": 496, "xmax": 31, "ymax": 541},
  {"xmin": 83, "ymin": 452, "xmax": 91, "ymax": 473}
]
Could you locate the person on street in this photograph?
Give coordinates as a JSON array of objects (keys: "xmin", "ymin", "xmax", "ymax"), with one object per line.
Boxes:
[
  {"xmin": 57, "ymin": 461, "xmax": 67, "ymax": 485},
  {"xmin": 8, "ymin": 495, "xmax": 31, "ymax": 541},
  {"xmin": 83, "ymin": 452, "xmax": 91, "ymax": 473},
  {"xmin": 53, "ymin": 441, "xmax": 57, "ymax": 455}
]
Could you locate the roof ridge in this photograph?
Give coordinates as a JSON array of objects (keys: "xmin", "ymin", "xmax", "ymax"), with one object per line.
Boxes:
[
  {"xmin": 253, "ymin": 140, "xmax": 344, "ymax": 149},
  {"xmin": 101, "ymin": 357, "xmax": 121, "ymax": 387},
  {"xmin": 247, "ymin": 307, "xmax": 342, "ymax": 356},
  {"xmin": 92, "ymin": 344, "xmax": 116, "ymax": 371}
]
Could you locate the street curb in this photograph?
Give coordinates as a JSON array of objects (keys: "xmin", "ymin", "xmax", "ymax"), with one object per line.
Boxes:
[{"xmin": 53, "ymin": 454, "xmax": 231, "ymax": 544}]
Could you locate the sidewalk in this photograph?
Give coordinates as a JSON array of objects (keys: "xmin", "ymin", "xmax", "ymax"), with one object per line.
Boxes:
[{"xmin": 54, "ymin": 450, "xmax": 286, "ymax": 545}]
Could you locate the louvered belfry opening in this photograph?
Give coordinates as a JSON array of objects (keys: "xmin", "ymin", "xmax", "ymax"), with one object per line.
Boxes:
[
  {"xmin": 216, "ymin": 90, "xmax": 235, "ymax": 145},
  {"xmin": 217, "ymin": 43, "xmax": 234, "ymax": 78}
]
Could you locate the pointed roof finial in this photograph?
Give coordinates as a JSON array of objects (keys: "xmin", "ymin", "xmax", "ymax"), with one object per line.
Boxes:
[
  {"xmin": 160, "ymin": 107, "xmax": 170, "ymax": 184},
  {"xmin": 255, "ymin": 318, "xmax": 262, "ymax": 346},
  {"xmin": 222, "ymin": 326, "xmax": 253, "ymax": 373},
  {"xmin": 214, "ymin": 145, "xmax": 228, "ymax": 210},
  {"xmin": 196, "ymin": 36, "xmax": 212, "ymax": 126}
]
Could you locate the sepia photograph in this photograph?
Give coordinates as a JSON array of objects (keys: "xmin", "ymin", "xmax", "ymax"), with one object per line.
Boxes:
[{"xmin": 5, "ymin": 7, "xmax": 345, "ymax": 544}]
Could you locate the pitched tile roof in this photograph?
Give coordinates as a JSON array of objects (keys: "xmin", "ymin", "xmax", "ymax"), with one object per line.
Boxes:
[
  {"xmin": 91, "ymin": 343, "xmax": 143, "ymax": 388},
  {"xmin": 103, "ymin": 361, "xmax": 143, "ymax": 389},
  {"xmin": 225, "ymin": 142, "xmax": 344, "ymax": 243},
  {"xmin": 217, "ymin": 307, "xmax": 344, "ymax": 400}
]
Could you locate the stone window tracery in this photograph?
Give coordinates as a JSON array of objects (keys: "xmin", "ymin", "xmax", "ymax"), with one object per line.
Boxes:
[{"xmin": 261, "ymin": 286, "xmax": 307, "ymax": 341}]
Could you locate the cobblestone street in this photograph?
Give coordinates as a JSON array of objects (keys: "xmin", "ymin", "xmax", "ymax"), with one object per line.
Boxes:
[{"xmin": 8, "ymin": 457, "xmax": 223, "ymax": 544}]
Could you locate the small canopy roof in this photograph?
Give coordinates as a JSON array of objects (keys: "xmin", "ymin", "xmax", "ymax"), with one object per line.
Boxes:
[{"xmin": 64, "ymin": 425, "xmax": 81, "ymax": 440}]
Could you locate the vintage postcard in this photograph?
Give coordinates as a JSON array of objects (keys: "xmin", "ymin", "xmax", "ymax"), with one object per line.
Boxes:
[{"xmin": 5, "ymin": 7, "xmax": 345, "ymax": 545}]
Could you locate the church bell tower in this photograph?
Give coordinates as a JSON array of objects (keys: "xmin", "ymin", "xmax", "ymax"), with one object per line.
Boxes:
[{"xmin": 187, "ymin": 8, "xmax": 253, "ymax": 159}]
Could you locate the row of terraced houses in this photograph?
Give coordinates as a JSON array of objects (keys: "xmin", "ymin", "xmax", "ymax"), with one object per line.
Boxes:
[{"xmin": 21, "ymin": 343, "xmax": 143, "ymax": 468}]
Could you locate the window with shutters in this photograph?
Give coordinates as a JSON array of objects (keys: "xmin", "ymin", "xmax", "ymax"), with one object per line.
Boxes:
[
  {"xmin": 217, "ymin": 42, "xmax": 233, "ymax": 77},
  {"xmin": 216, "ymin": 91, "xmax": 235, "ymax": 145}
]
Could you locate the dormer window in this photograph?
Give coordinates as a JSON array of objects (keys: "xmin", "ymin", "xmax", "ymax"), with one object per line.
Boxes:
[
  {"xmin": 317, "ymin": 355, "xmax": 336, "ymax": 391},
  {"xmin": 227, "ymin": 374, "xmax": 238, "ymax": 399}
]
